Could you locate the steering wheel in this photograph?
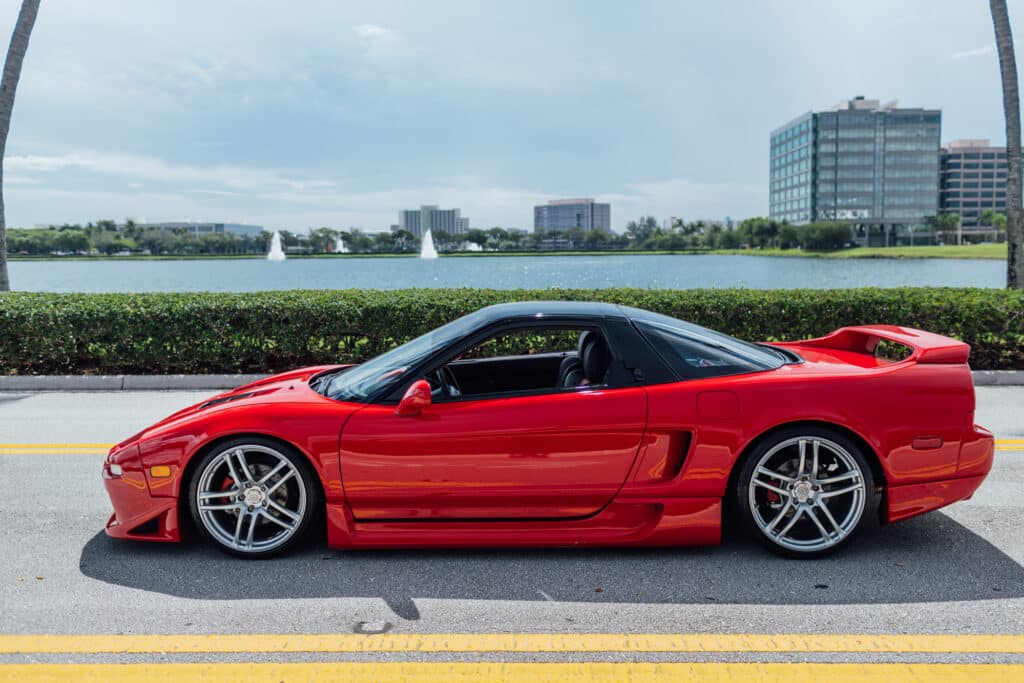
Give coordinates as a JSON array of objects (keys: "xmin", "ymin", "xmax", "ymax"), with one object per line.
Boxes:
[{"xmin": 429, "ymin": 365, "xmax": 461, "ymax": 399}]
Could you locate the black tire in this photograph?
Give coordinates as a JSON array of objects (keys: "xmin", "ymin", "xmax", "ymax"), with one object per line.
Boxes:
[
  {"xmin": 188, "ymin": 436, "xmax": 321, "ymax": 559},
  {"xmin": 733, "ymin": 425, "xmax": 879, "ymax": 559}
]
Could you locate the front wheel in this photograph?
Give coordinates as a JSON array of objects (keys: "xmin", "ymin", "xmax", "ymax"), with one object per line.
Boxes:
[
  {"xmin": 188, "ymin": 437, "xmax": 320, "ymax": 558},
  {"xmin": 735, "ymin": 427, "xmax": 878, "ymax": 558}
]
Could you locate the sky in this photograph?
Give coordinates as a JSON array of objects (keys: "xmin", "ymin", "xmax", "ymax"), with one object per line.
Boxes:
[{"xmin": 1, "ymin": 0, "xmax": 1021, "ymax": 233}]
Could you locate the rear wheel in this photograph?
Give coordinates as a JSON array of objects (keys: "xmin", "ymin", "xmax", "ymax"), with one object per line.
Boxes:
[
  {"xmin": 188, "ymin": 437, "xmax": 320, "ymax": 558},
  {"xmin": 735, "ymin": 427, "xmax": 878, "ymax": 558}
]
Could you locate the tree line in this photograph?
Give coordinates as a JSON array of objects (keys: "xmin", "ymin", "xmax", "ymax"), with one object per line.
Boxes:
[{"xmin": 6, "ymin": 212, "xmax": 1011, "ymax": 257}]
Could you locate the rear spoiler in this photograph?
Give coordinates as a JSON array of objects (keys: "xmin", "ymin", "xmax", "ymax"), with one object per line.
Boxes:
[{"xmin": 797, "ymin": 325, "xmax": 971, "ymax": 365}]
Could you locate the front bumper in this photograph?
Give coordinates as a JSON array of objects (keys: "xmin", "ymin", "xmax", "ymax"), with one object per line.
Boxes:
[{"xmin": 103, "ymin": 444, "xmax": 181, "ymax": 542}]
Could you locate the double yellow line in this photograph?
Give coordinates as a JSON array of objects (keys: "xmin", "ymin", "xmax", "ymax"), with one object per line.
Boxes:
[
  {"xmin": 2, "ymin": 440, "xmax": 1023, "ymax": 456},
  {"xmin": 0, "ymin": 634, "xmax": 1022, "ymax": 682}
]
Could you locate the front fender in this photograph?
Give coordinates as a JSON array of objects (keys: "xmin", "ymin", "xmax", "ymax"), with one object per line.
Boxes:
[{"xmin": 138, "ymin": 401, "xmax": 361, "ymax": 503}]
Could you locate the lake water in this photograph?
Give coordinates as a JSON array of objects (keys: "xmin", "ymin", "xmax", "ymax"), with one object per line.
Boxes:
[{"xmin": 8, "ymin": 254, "xmax": 1005, "ymax": 292}]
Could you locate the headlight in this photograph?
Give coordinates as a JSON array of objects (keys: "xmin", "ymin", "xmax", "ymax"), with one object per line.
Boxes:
[{"xmin": 108, "ymin": 463, "xmax": 123, "ymax": 477}]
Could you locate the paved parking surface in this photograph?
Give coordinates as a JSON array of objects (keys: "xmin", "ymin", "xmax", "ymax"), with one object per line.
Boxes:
[{"xmin": 0, "ymin": 387, "xmax": 1022, "ymax": 679}]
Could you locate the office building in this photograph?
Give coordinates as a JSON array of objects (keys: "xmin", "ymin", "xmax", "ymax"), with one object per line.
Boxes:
[
  {"xmin": 397, "ymin": 205, "xmax": 470, "ymax": 238},
  {"xmin": 533, "ymin": 198, "xmax": 611, "ymax": 233},
  {"xmin": 138, "ymin": 222, "xmax": 265, "ymax": 238},
  {"xmin": 770, "ymin": 96, "xmax": 941, "ymax": 246},
  {"xmin": 940, "ymin": 139, "xmax": 1008, "ymax": 238}
]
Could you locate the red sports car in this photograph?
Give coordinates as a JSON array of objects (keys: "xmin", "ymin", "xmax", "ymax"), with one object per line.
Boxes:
[{"xmin": 102, "ymin": 302, "xmax": 993, "ymax": 559}]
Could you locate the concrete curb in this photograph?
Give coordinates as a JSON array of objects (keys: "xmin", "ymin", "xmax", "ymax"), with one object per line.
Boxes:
[
  {"xmin": 970, "ymin": 370, "xmax": 1024, "ymax": 386},
  {"xmin": 1, "ymin": 371, "xmax": 1023, "ymax": 391},
  {"xmin": 0, "ymin": 374, "xmax": 270, "ymax": 391}
]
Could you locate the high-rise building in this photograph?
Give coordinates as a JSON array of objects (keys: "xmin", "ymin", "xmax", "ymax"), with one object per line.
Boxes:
[
  {"xmin": 533, "ymin": 198, "xmax": 611, "ymax": 234},
  {"xmin": 398, "ymin": 205, "xmax": 470, "ymax": 238},
  {"xmin": 770, "ymin": 96, "xmax": 941, "ymax": 246},
  {"xmin": 940, "ymin": 139, "xmax": 1008, "ymax": 239}
]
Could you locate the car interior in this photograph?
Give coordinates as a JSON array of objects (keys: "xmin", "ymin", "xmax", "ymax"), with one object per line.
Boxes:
[{"xmin": 427, "ymin": 327, "xmax": 613, "ymax": 400}]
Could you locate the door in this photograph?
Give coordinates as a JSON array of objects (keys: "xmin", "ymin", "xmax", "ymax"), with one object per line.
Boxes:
[{"xmin": 339, "ymin": 386, "xmax": 647, "ymax": 520}]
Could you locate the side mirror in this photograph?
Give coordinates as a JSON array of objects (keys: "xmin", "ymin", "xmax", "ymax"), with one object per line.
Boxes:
[{"xmin": 395, "ymin": 379, "xmax": 431, "ymax": 417}]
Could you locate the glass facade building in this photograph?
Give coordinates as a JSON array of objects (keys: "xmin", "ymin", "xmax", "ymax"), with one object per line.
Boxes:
[
  {"xmin": 768, "ymin": 114, "xmax": 813, "ymax": 224},
  {"xmin": 534, "ymin": 198, "xmax": 611, "ymax": 234},
  {"xmin": 770, "ymin": 97, "xmax": 941, "ymax": 245},
  {"xmin": 940, "ymin": 139, "xmax": 1008, "ymax": 238}
]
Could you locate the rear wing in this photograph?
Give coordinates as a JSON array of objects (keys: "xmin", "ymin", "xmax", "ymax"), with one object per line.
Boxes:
[{"xmin": 797, "ymin": 325, "xmax": 971, "ymax": 365}]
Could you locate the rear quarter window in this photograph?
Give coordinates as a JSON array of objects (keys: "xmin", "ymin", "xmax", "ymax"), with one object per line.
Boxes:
[{"xmin": 634, "ymin": 319, "xmax": 782, "ymax": 380}]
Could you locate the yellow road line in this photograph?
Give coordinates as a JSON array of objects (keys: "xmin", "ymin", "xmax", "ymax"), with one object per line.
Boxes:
[
  {"xmin": 2, "ymin": 633, "xmax": 1024, "ymax": 655},
  {"xmin": 0, "ymin": 443, "xmax": 113, "ymax": 448},
  {"xmin": 0, "ymin": 449, "xmax": 108, "ymax": 454},
  {"xmin": 1, "ymin": 662, "xmax": 1022, "ymax": 683}
]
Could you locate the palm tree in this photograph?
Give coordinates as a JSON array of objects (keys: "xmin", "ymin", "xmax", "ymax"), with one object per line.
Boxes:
[
  {"xmin": 0, "ymin": 0, "xmax": 40, "ymax": 292},
  {"xmin": 991, "ymin": 0, "xmax": 1023, "ymax": 289}
]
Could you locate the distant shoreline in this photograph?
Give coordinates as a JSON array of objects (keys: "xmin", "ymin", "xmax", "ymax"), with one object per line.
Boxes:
[{"xmin": 8, "ymin": 244, "xmax": 1007, "ymax": 261}]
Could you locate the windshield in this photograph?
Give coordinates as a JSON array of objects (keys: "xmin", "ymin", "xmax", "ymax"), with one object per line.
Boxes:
[{"xmin": 323, "ymin": 310, "xmax": 486, "ymax": 402}]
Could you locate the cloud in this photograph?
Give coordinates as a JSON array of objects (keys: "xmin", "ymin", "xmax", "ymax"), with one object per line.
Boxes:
[
  {"xmin": 3, "ymin": 176, "xmax": 41, "ymax": 186},
  {"xmin": 6, "ymin": 151, "xmax": 338, "ymax": 193},
  {"xmin": 608, "ymin": 178, "xmax": 766, "ymax": 222},
  {"xmin": 350, "ymin": 23, "xmax": 405, "ymax": 69},
  {"xmin": 7, "ymin": 158, "xmax": 765, "ymax": 232},
  {"xmin": 950, "ymin": 45, "xmax": 995, "ymax": 60},
  {"xmin": 352, "ymin": 24, "xmax": 400, "ymax": 42}
]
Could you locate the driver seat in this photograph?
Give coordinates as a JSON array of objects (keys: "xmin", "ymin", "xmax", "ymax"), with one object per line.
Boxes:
[{"xmin": 558, "ymin": 331, "xmax": 611, "ymax": 387}]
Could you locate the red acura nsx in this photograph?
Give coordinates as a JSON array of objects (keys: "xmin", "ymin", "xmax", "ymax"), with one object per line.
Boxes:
[{"xmin": 102, "ymin": 302, "xmax": 993, "ymax": 559}]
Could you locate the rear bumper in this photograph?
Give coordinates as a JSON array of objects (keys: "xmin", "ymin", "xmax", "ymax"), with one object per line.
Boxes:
[
  {"xmin": 886, "ymin": 424, "xmax": 994, "ymax": 524},
  {"xmin": 102, "ymin": 447, "xmax": 181, "ymax": 543}
]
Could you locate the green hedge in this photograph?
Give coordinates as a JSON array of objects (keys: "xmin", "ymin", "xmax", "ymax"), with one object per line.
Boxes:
[{"xmin": 1, "ymin": 288, "xmax": 1022, "ymax": 374}]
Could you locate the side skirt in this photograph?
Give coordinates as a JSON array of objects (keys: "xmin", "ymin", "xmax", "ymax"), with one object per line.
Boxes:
[{"xmin": 325, "ymin": 499, "xmax": 721, "ymax": 550}]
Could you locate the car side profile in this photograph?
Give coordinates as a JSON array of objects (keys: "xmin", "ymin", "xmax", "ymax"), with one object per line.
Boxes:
[{"xmin": 102, "ymin": 302, "xmax": 994, "ymax": 559}]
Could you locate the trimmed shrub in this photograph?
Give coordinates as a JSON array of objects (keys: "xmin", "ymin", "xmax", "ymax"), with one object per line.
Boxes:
[{"xmin": 1, "ymin": 287, "xmax": 1022, "ymax": 373}]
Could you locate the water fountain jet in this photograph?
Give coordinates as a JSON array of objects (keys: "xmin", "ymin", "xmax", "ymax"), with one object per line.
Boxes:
[
  {"xmin": 267, "ymin": 231, "xmax": 286, "ymax": 261},
  {"xmin": 420, "ymin": 229, "xmax": 438, "ymax": 259}
]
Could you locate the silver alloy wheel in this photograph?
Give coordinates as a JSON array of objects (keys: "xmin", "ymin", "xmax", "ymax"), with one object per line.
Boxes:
[
  {"xmin": 195, "ymin": 444, "xmax": 307, "ymax": 554},
  {"xmin": 747, "ymin": 436, "xmax": 866, "ymax": 553}
]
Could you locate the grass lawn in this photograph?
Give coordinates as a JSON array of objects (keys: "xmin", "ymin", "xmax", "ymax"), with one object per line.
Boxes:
[{"xmin": 816, "ymin": 243, "xmax": 1006, "ymax": 259}]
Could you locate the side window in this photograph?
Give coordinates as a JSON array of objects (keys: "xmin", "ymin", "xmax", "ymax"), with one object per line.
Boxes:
[
  {"xmin": 460, "ymin": 328, "xmax": 580, "ymax": 361},
  {"xmin": 635, "ymin": 320, "xmax": 774, "ymax": 380},
  {"xmin": 429, "ymin": 326, "xmax": 610, "ymax": 399}
]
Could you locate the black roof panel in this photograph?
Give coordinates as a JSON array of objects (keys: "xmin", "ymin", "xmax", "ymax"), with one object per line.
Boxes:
[{"xmin": 476, "ymin": 301, "xmax": 624, "ymax": 321}]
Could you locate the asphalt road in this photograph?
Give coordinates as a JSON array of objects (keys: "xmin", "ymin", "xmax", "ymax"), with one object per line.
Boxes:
[{"xmin": 0, "ymin": 387, "xmax": 1022, "ymax": 679}]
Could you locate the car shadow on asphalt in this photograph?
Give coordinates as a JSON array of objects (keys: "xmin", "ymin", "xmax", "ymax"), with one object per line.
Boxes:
[{"xmin": 79, "ymin": 511, "xmax": 1024, "ymax": 621}]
